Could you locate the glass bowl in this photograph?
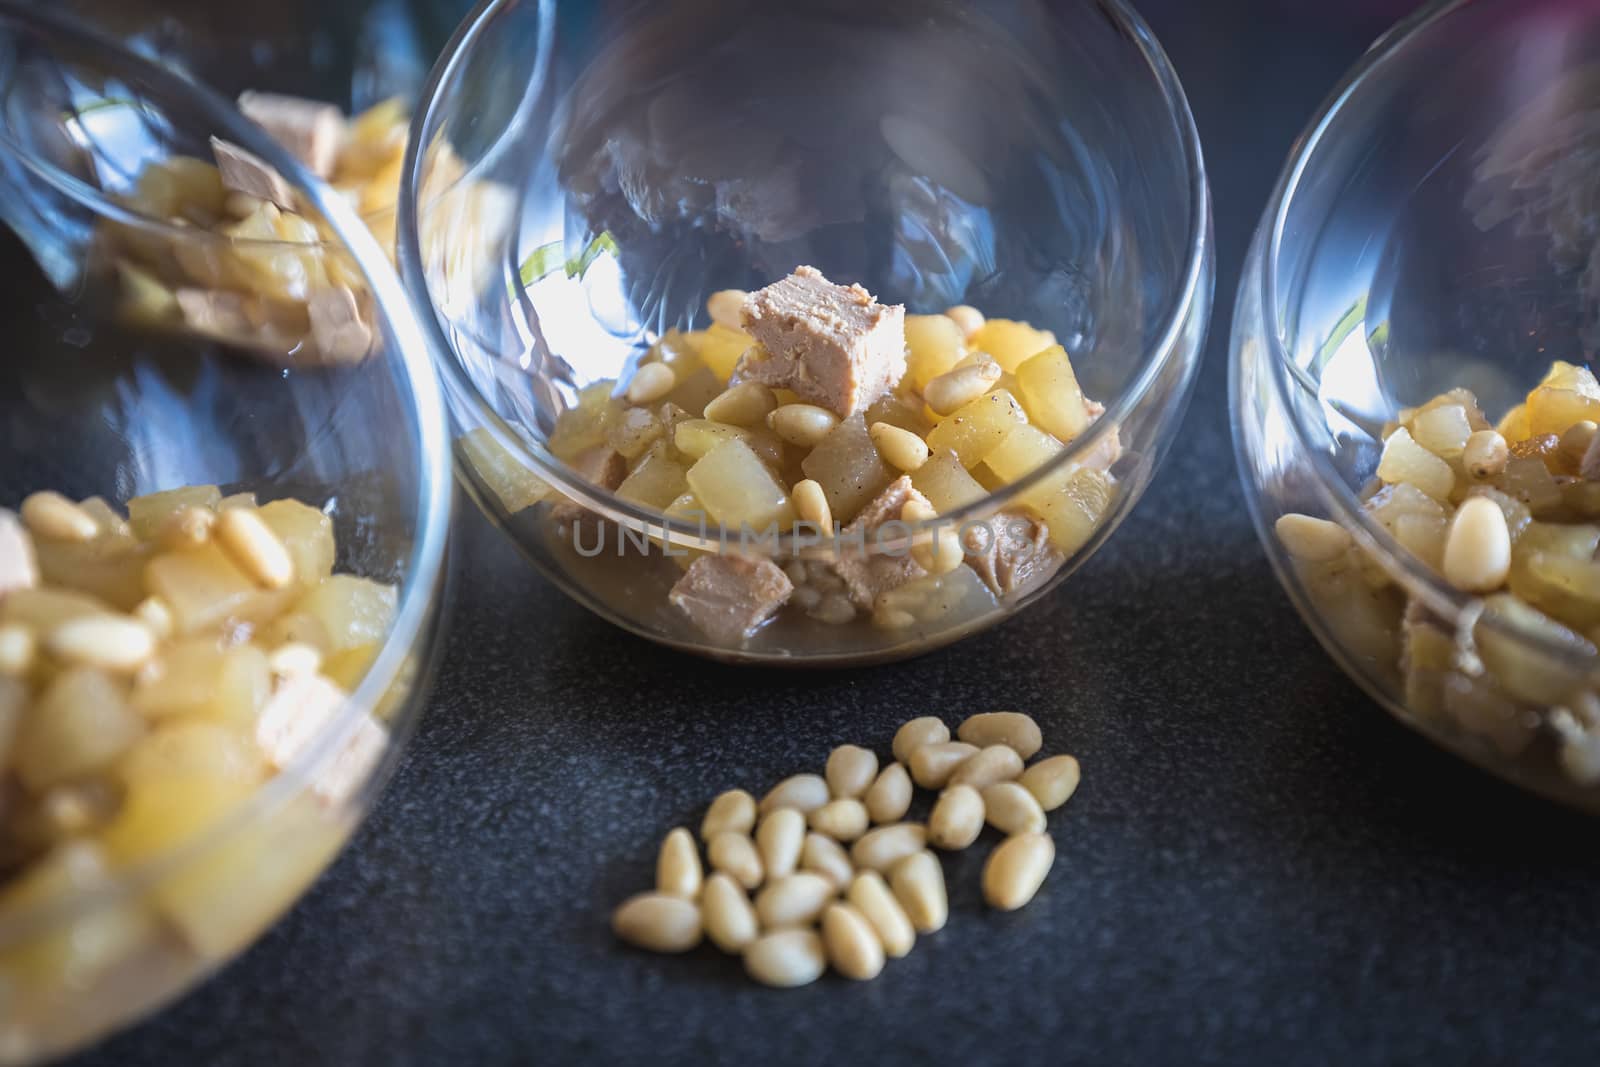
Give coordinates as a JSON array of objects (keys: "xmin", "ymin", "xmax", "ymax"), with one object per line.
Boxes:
[
  {"xmin": 399, "ymin": 0, "xmax": 1212, "ymax": 666},
  {"xmin": 1232, "ymin": 0, "xmax": 1600, "ymax": 812},
  {"xmin": 0, "ymin": 5, "xmax": 451, "ymax": 1061}
]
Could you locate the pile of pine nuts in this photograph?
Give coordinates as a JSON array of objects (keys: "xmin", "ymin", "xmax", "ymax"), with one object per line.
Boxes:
[{"xmin": 610, "ymin": 711, "xmax": 1081, "ymax": 987}]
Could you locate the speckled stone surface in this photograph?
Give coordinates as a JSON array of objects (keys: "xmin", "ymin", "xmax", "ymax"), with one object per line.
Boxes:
[{"xmin": 70, "ymin": 1, "xmax": 1600, "ymax": 1065}]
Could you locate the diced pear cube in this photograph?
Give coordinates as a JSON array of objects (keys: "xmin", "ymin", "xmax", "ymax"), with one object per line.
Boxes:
[
  {"xmin": 616, "ymin": 449, "xmax": 689, "ymax": 510},
  {"xmin": 127, "ymin": 485, "xmax": 222, "ymax": 540},
  {"xmin": 1376, "ymin": 427, "xmax": 1455, "ymax": 500},
  {"xmin": 1476, "ymin": 593, "xmax": 1594, "ymax": 704},
  {"xmin": 1014, "ymin": 345, "xmax": 1091, "ymax": 442},
  {"xmin": 800, "ymin": 413, "xmax": 895, "ymax": 523},
  {"xmin": 983, "ymin": 423, "xmax": 1065, "ymax": 484},
  {"xmin": 145, "ymin": 542, "xmax": 295, "ymax": 635},
  {"xmin": 258, "ymin": 499, "xmax": 336, "ymax": 588},
  {"xmin": 925, "ymin": 388, "xmax": 1029, "ymax": 469},
  {"xmin": 904, "ymin": 314, "xmax": 966, "ymax": 389},
  {"xmin": 686, "ymin": 439, "xmax": 796, "ymax": 531},
  {"xmin": 118, "ymin": 719, "xmax": 266, "ymax": 787},
  {"xmin": 0, "ymin": 842, "xmax": 154, "ymax": 992},
  {"xmin": 662, "ymin": 365, "xmax": 724, "ymax": 417},
  {"xmin": 1392, "ymin": 513, "xmax": 1448, "ymax": 571},
  {"xmin": 693, "ymin": 324, "xmax": 753, "ymax": 383},
  {"xmin": 17, "ymin": 668, "xmax": 145, "ymax": 791},
  {"xmin": 294, "ymin": 575, "xmax": 398, "ymax": 655},
  {"xmin": 1409, "ymin": 404, "xmax": 1472, "ymax": 459},
  {"xmin": 1535, "ymin": 360, "xmax": 1600, "ymax": 397},
  {"xmin": 674, "ymin": 419, "xmax": 751, "ymax": 460},
  {"xmin": 968, "ymin": 319, "xmax": 1056, "ymax": 372},
  {"xmin": 910, "ymin": 449, "xmax": 989, "ymax": 514},
  {"xmin": 32, "ymin": 537, "xmax": 150, "ymax": 611},
  {"xmin": 607, "ymin": 407, "xmax": 665, "ymax": 460},
  {"xmin": 1020, "ymin": 466, "xmax": 1114, "ymax": 556},
  {"xmin": 458, "ymin": 427, "xmax": 552, "ymax": 514},
  {"xmin": 1497, "ymin": 402, "xmax": 1531, "ymax": 443},
  {"xmin": 132, "ymin": 639, "xmax": 271, "ymax": 727},
  {"xmin": 321, "ymin": 642, "xmax": 381, "ymax": 691},
  {"xmin": 1527, "ymin": 385, "xmax": 1600, "ymax": 437}
]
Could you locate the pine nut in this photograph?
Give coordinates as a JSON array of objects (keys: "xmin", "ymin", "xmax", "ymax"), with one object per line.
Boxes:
[
  {"xmin": 701, "ymin": 873, "xmax": 759, "ymax": 954},
  {"xmin": 924, "ymin": 358, "xmax": 1001, "ymax": 416},
  {"xmin": 707, "ymin": 289, "xmax": 748, "ymax": 331},
  {"xmin": 703, "ymin": 381, "xmax": 776, "ymax": 426},
  {"xmin": 928, "ymin": 784, "xmax": 984, "ymax": 850},
  {"xmin": 612, "ymin": 892, "xmax": 703, "ymax": 953},
  {"xmin": 892, "ymin": 716, "xmax": 950, "ymax": 764},
  {"xmin": 903, "ymin": 500, "xmax": 964, "ymax": 576},
  {"xmin": 760, "ymin": 773, "xmax": 830, "ymax": 815},
  {"xmin": 21, "ymin": 491, "xmax": 99, "ymax": 542},
  {"xmin": 801, "ymin": 832, "xmax": 854, "ymax": 888},
  {"xmin": 0, "ymin": 623, "xmax": 35, "ymax": 677},
  {"xmin": 944, "ymin": 304, "xmax": 985, "ymax": 339},
  {"xmin": 767, "ymin": 404, "xmax": 840, "ymax": 448},
  {"xmin": 216, "ymin": 508, "xmax": 295, "ymax": 589},
  {"xmin": 889, "ymin": 851, "xmax": 948, "ymax": 933},
  {"xmin": 825, "ymin": 744, "xmax": 879, "ymax": 799},
  {"xmin": 268, "ymin": 642, "xmax": 323, "ymax": 677},
  {"xmin": 756, "ymin": 809, "xmax": 805, "ymax": 880},
  {"xmin": 1020, "ymin": 755, "xmax": 1081, "ymax": 812},
  {"xmin": 755, "ymin": 872, "xmax": 835, "ymax": 928},
  {"xmin": 1273, "ymin": 513, "xmax": 1351, "ymax": 563},
  {"xmin": 870, "ymin": 422, "xmax": 931, "ymax": 472},
  {"xmin": 850, "ymin": 823, "xmax": 926, "ymax": 872},
  {"xmin": 791, "ymin": 479, "xmax": 833, "ymax": 530},
  {"xmin": 1463, "ymin": 430, "xmax": 1509, "ymax": 480},
  {"xmin": 846, "ymin": 871, "xmax": 915, "ymax": 958},
  {"xmin": 948, "ymin": 744, "xmax": 1023, "ymax": 789},
  {"xmin": 743, "ymin": 928, "xmax": 826, "ymax": 988},
  {"xmin": 626, "ymin": 361, "xmax": 677, "ymax": 405},
  {"xmin": 908, "ymin": 741, "xmax": 978, "ymax": 789},
  {"xmin": 1560, "ymin": 420, "xmax": 1598, "ymax": 468},
  {"xmin": 701, "ymin": 788, "xmax": 757, "ymax": 841},
  {"xmin": 132, "ymin": 596, "xmax": 174, "ymax": 640},
  {"xmin": 864, "ymin": 762, "xmax": 913, "ymax": 824},
  {"xmin": 1442, "ymin": 496, "xmax": 1511, "ymax": 593},
  {"xmin": 808, "ymin": 798, "xmax": 869, "ymax": 842},
  {"xmin": 981, "ymin": 782, "xmax": 1046, "ymax": 835},
  {"xmin": 957, "ymin": 712, "xmax": 1043, "ymax": 760},
  {"xmin": 982, "ymin": 832, "xmax": 1055, "ymax": 911},
  {"xmin": 821, "ymin": 902, "xmax": 885, "ymax": 980},
  {"xmin": 708, "ymin": 831, "xmax": 764, "ymax": 890},
  {"xmin": 159, "ymin": 505, "xmax": 216, "ymax": 549},
  {"xmin": 657, "ymin": 827, "xmax": 703, "ymax": 900},
  {"xmin": 47, "ymin": 616, "xmax": 155, "ymax": 673}
]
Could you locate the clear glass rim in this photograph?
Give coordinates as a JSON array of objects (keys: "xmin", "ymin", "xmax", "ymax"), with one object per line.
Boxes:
[
  {"xmin": 0, "ymin": 2, "xmax": 454, "ymax": 943},
  {"xmin": 397, "ymin": 0, "xmax": 1212, "ymax": 550},
  {"xmin": 1258, "ymin": 0, "xmax": 1598, "ymax": 674}
]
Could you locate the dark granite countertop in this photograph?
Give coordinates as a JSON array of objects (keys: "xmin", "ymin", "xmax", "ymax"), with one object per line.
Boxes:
[{"xmin": 72, "ymin": 1, "xmax": 1600, "ymax": 1064}]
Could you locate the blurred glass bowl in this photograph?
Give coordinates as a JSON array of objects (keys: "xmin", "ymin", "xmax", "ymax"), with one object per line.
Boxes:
[
  {"xmin": 0, "ymin": 5, "xmax": 450, "ymax": 1060},
  {"xmin": 1233, "ymin": 0, "xmax": 1600, "ymax": 811},
  {"xmin": 401, "ymin": 0, "xmax": 1212, "ymax": 665}
]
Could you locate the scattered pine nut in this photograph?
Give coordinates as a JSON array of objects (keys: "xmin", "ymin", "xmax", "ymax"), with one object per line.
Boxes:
[
  {"xmin": 706, "ymin": 289, "xmax": 748, "ymax": 331},
  {"xmin": 791, "ymin": 479, "xmax": 833, "ymax": 530},
  {"xmin": 701, "ymin": 873, "xmax": 759, "ymax": 954},
  {"xmin": 908, "ymin": 741, "xmax": 978, "ymax": 790},
  {"xmin": 159, "ymin": 505, "xmax": 216, "ymax": 550},
  {"xmin": 863, "ymin": 761, "xmax": 913, "ymax": 824},
  {"xmin": 808, "ymin": 798, "xmax": 869, "ymax": 842},
  {"xmin": 1462, "ymin": 429, "xmax": 1509, "ymax": 480},
  {"xmin": 612, "ymin": 892, "xmax": 703, "ymax": 953},
  {"xmin": 1020, "ymin": 755, "xmax": 1080, "ymax": 812},
  {"xmin": 846, "ymin": 871, "xmax": 915, "ymax": 959},
  {"xmin": 21, "ymin": 492, "xmax": 99, "ymax": 542},
  {"xmin": 760, "ymin": 773, "xmax": 830, "ymax": 815},
  {"xmin": 870, "ymin": 422, "xmax": 931, "ymax": 472},
  {"xmin": 0, "ymin": 623, "xmax": 35, "ymax": 677},
  {"xmin": 1441, "ymin": 496, "xmax": 1511, "ymax": 593},
  {"xmin": 1273, "ymin": 513, "xmax": 1352, "ymax": 563},
  {"xmin": 822, "ymin": 902, "xmax": 885, "ymax": 981},
  {"xmin": 131, "ymin": 597, "xmax": 174, "ymax": 640},
  {"xmin": 755, "ymin": 809, "xmax": 805, "ymax": 880},
  {"xmin": 850, "ymin": 823, "xmax": 926, "ymax": 873},
  {"xmin": 982, "ymin": 833, "xmax": 1055, "ymax": 911},
  {"xmin": 892, "ymin": 716, "xmax": 951, "ymax": 764},
  {"xmin": 944, "ymin": 304, "xmax": 985, "ymax": 339},
  {"xmin": 707, "ymin": 831, "xmax": 764, "ymax": 890},
  {"xmin": 216, "ymin": 508, "xmax": 295, "ymax": 589},
  {"xmin": 46, "ymin": 616, "xmax": 156, "ymax": 673},
  {"xmin": 928, "ymin": 784, "xmax": 984, "ymax": 850},
  {"xmin": 902, "ymin": 500, "xmax": 964, "ymax": 576},
  {"xmin": 1560, "ymin": 420, "xmax": 1598, "ymax": 468},
  {"xmin": 701, "ymin": 789, "xmax": 757, "ymax": 841},
  {"xmin": 744, "ymin": 928, "xmax": 826, "ymax": 988},
  {"xmin": 268, "ymin": 642, "xmax": 323, "ymax": 678},
  {"xmin": 755, "ymin": 872, "xmax": 834, "ymax": 928},
  {"xmin": 981, "ymin": 782, "xmax": 1046, "ymax": 835},
  {"xmin": 824, "ymin": 744, "xmax": 878, "ymax": 799},
  {"xmin": 626, "ymin": 361, "xmax": 678, "ymax": 405},
  {"xmin": 948, "ymin": 744, "xmax": 1024, "ymax": 789},
  {"xmin": 889, "ymin": 851, "xmax": 948, "ymax": 933},
  {"xmin": 800, "ymin": 832, "xmax": 854, "ymax": 888},
  {"xmin": 923, "ymin": 358, "xmax": 1001, "ymax": 416},
  {"xmin": 656, "ymin": 827, "xmax": 703, "ymax": 900},
  {"xmin": 767, "ymin": 404, "xmax": 839, "ymax": 448},
  {"xmin": 957, "ymin": 712, "xmax": 1043, "ymax": 760}
]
